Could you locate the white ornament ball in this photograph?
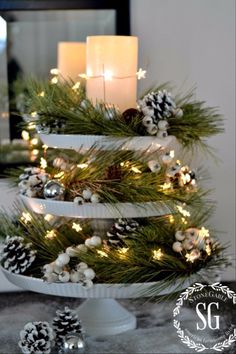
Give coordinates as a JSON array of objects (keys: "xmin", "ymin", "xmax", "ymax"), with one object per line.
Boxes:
[
  {"xmin": 77, "ymin": 262, "xmax": 88, "ymax": 271},
  {"xmin": 28, "ymin": 175, "xmax": 40, "ymax": 186},
  {"xmin": 58, "ymin": 271, "xmax": 70, "ymax": 283},
  {"xmin": 182, "ymin": 238, "xmax": 194, "ymax": 251},
  {"xmin": 70, "ymin": 270, "xmax": 81, "ymax": 283},
  {"xmin": 175, "ymin": 231, "xmax": 185, "ymax": 241},
  {"xmin": 172, "ymin": 242, "xmax": 183, "ymax": 253},
  {"xmin": 90, "ymin": 193, "xmax": 100, "ymax": 203},
  {"xmin": 73, "ymin": 196, "xmax": 84, "ymax": 205},
  {"xmin": 157, "ymin": 130, "xmax": 168, "ymax": 139},
  {"xmin": 82, "ymin": 189, "xmax": 92, "ymax": 200},
  {"xmin": 66, "ymin": 246, "xmax": 78, "ymax": 257},
  {"xmin": 57, "ymin": 253, "xmax": 70, "ymax": 266},
  {"xmin": 44, "ymin": 272, "xmax": 58, "ymax": 283},
  {"xmin": 158, "ymin": 120, "xmax": 169, "ymax": 131},
  {"xmin": 89, "ymin": 236, "xmax": 102, "ymax": 247},
  {"xmin": 76, "ymin": 244, "xmax": 88, "ymax": 253},
  {"xmin": 146, "ymin": 124, "xmax": 158, "ymax": 135},
  {"xmin": 43, "ymin": 263, "xmax": 54, "ymax": 274},
  {"xmin": 174, "ymin": 108, "xmax": 183, "ymax": 118},
  {"xmin": 185, "ymin": 228, "xmax": 199, "ymax": 240},
  {"xmin": 142, "ymin": 115, "xmax": 153, "ymax": 127},
  {"xmin": 148, "ymin": 160, "xmax": 161, "ymax": 173},
  {"xmin": 161, "ymin": 152, "xmax": 174, "ymax": 164},
  {"xmin": 82, "ymin": 279, "xmax": 93, "ymax": 289},
  {"xmin": 83, "ymin": 268, "xmax": 96, "ymax": 280}
]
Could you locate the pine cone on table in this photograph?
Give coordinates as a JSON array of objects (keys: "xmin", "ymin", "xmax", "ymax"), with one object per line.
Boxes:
[
  {"xmin": 107, "ymin": 219, "xmax": 139, "ymax": 247},
  {"xmin": 53, "ymin": 307, "xmax": 83, "ymax": 347},
  {"xmin": 18, "ymin": 321, "xmax": 54, "ymax": 354},
  {"xmin": 1, "ymin": 235, "xmax": 36, "ymax": 274}
]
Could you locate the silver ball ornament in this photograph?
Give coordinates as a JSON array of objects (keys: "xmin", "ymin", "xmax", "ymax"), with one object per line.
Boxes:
[
  {"xmin": 43, "ymin": 180, "xmax": 65, "ymax": 200},
  {"xmin": 62, "ymin": 333, "xmax": 86, "ymax": 353}
]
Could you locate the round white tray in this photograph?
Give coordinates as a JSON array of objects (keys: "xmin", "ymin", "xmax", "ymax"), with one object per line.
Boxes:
[
  {"xmin": 1, "ymin": 267, "xmax": 195, "ymax": 299},
  {"xmin": 39, "ymin": 133, "xmax": 175, "ymax": 151},
  {"xmin": 20, "ymin": 195, "xmax": 171, "ymax": 219}
]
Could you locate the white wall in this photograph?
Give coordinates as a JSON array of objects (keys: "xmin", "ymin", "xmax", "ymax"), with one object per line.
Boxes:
[{"xmin": 131, "ymin": 0, "xmax": 235, "ymax": 280}]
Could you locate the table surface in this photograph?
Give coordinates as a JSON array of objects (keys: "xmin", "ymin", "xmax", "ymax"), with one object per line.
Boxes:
[{"xmin": 0, "ymin": 284, "xmax": 236, "ymax": 354}]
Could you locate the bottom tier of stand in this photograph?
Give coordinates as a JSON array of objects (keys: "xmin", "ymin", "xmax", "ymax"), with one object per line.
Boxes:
[{"xmin": 1, "ymin": 267, "xmax": 199, "ymax": 336}]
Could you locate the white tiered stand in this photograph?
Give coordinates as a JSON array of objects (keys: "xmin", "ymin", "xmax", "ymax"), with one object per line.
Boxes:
[{"xmin": 3, "ymin": 133, "xmax": 198, "ymax": 336}]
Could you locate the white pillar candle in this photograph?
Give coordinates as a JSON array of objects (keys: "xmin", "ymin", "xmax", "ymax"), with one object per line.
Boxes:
[
  {"xmin": 86, "ymin": 36, "xmax": 138, "ymax": 112},
  {"xmin": 57, "ymin": 42, "xmax": 86, "ymax": 81}
]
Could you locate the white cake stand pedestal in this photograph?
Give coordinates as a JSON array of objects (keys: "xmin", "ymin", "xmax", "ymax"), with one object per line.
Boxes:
[{"xmin": 1, "ymin": 267, "xmax": 199, "ymax": 336}]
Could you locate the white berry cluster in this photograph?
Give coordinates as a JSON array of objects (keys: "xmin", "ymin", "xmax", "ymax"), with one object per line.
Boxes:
[
  {"xmin": 148, "ymin": 151, "xmax": 197, "ymax": 190},
  {"xmin": 139, "ymin": 90, "xmax": 183, "ymax": 137},
  {"xmin": 172, "ymin": 227, "xmax": 213, "ymax": 262},
  {"xmin": 74, "ymin": 188, "xmax": 100, "ymax": 205},
  {"xmin": 18, "ymin": 167, "xmax": 49, "ymax": 198},
  {"xmin": 43, "ymin": 236, "xmax": 102, "ymax": 288}
]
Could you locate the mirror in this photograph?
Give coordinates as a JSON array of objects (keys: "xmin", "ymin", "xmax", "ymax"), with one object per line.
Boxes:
[{"xmin": 0, "ymin": 1, "xmax": 130, "ymax": 169}]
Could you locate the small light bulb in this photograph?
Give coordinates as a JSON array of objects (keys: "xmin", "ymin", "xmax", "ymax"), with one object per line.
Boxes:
[{"xmin": 21, "ymin": 130, "xmax": 30, "ymax": 141}]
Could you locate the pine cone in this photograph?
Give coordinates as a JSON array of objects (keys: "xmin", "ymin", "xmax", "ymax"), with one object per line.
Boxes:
[
  {"xmin": 53, "ymin": 307, "xmax": 83, "ymax": 347},
  {"xmin": 139, "ymin": 90, "xmax": 176, "ymax": 123},
  {"xmin": 1, "ymin": 236, "xmax": 36, "ymax": 274},
  {"xmin": 105, "ymin": 165, "xmax": 123, "ymax": 181},
  {"xmin": 18, "ymin": 321, "xmax": 54, "ymax": 354},
  {"xmin": 107, "ymin": 219, "xmax": 139, "ymax": 247},
  {"xmin": 18, "ymin": 167, "xmax": 49, "ymax": 197}
]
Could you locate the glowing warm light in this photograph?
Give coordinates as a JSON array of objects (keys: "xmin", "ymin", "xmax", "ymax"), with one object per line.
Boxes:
[
  {"xmin": 205, "ymin": 244, "xmax": 211, "ymax": 256},
  {"xmin": 20, "ymin": 212, "xmax": 32, "ymax": 224},
  {"xmin": 169, "ymin": 215, "xmax": 174, "ymax": 223},
  {"xmin": 79, "ymin": 73, "xmax": 88, "ymax": 80},
  {"xmin": 28, "ymin": 122, "xmax": 36, "ymax": 130},
  {"xmin": 44, "ymin": 214, "xmax": 54, "ymax": 222},
  {"xmin": 51, "ymin": 76, "xmax": 58, "ymax": 84},
  {"xmin": 45, "ymin": 230, "xmax": 57, "ymax": 240},
  {"xmin": 136, "ymin": 68, "xmax": 146, "ymax": 80},
  {"xmin": 162, "ymin": 182, "xmax": 172, "ymax": 190},
  {"xmin": 131, "ymin": 166, "xmax": 141, "ymax": 174},
  {"xmin": 72, "ymin": 222, "xmax": 82, "ymax": 232},
  {"xmin": 54, "ymin": 171, "xmax": 65, "ymax": 179},
  {"xmin": 38, "ymin": 91, "xmax": 45, "ymax": 97},
  {"xmin": 50, "ymin": 68, "xmax": 59, "ymax": 75},
  {"xmin": 32, "ymin": 149, "xmax": 39, "ymax": 156},
  {"xmin": 118, "ymin": 247, "xmax": 129, "ymax": 258},
  {"xmin": 103, "ymin": 70, "xmax": 113, "ymax": 81},
  {"xmin": 21, "ymin": 130, "xmax": 30, "ymax": 141},
  {"xmin": 86, "ymin": 35, "xmax": 138, "ymax": 112},
  {"xmin": 152, "ymin": 248, "xmax": 163, "ymax": 261},
  {"xmin": 31, "ymin": 111, "xmax": 38, "ymax": 118},
  {"xmin": 77, "ymin": 163, "xmax": 88, "ymax": 169},
  {"xmin": 72, "ymin": 82, "xmax": 81, "ymax": 91},
  {"xmin": 185, "ymin": 253, "xmax": 195, "ymax": 263},
  {"xmin": 181, "ymin": 217, "xmax": 188, "ymax": 225},
  {"xmin": 97, "ymin": 250, "xmax": 108, "ymax": 258},
  {"xmin": 199, "ymin": 227, "xmax": 210, "ymax": 238},
  {"xmin": 177, "ymin": 205, "xmax": 191, "ymax": 217},
  {"xmin": 40, "ymin": 157, "xmax": 47, "ymax": 169},
  {"xmin": 31, "ymin": 138, "xmax": 38, "ymax": 146},
  {"xmin": 42, "ymin": 144, "xmax": 48, "ymax": 151}
]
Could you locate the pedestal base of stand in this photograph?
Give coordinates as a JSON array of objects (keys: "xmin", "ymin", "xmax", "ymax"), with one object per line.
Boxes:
[{"xmin": 77, "ymin": 299, "xmax": 136, "ymax": 336}]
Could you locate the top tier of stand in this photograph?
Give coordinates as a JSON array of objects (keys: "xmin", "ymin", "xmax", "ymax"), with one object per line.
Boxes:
[{"xmin": 39, "ymin": 133, "xmax": 176, "ymax": 152}]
